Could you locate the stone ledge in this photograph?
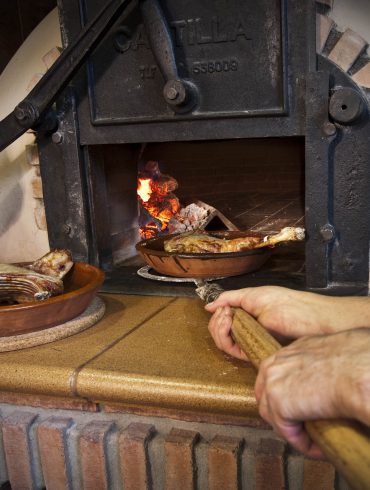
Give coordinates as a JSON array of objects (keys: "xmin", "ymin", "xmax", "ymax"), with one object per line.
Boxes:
[{"xmin": 0, "ymin": 294, "xmax": 258, "ymax": 423}]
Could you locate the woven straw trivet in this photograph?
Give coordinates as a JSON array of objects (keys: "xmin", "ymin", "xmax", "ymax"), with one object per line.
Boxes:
[{"xmin": 0, "ymin": 296, "xmax": 105, "ymax": 352}]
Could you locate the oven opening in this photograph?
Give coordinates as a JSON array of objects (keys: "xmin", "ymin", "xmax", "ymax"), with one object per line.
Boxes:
[{"xmin": 91, "ymin": 136, "xmax": 305, "ymax": 295}]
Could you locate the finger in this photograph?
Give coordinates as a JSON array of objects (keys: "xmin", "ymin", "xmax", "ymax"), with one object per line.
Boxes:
[
  {"xmin": 218, "ymin": 307, "xmax": 248, "ymax": 360},
  {"xmin": 209, "ymin": 307, "xmax": 229, "ymax": 350},
  {"xmin": 210, "ymin": 307, "xmax": 248, "ymax": 360},
  {"xmin": 214, "ymin": 307, "xmax": 233, "ymax": 351},
  {"xmin": 271, "ymin": 418, "xmax": 325, "ymax": 459},
  {"xmin": 258, "ymin": 388, "xmax": 326, "ymax": 460},
  {"xmin": 254, "ymin": 355, "xmax": 277, "ymax": 402},
  {"xmin": 228, "ymin": 343, "xmax": 249, "ymax": 361},
  {"xmin": 205, "ymin": 289, "xmax": 249, "ymax": 312},
  {"xmin": 207, "ymin": 306, "xmax": 222, "ymax": 337}
]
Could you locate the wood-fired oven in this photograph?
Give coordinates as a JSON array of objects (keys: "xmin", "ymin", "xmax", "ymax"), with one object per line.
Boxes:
[
  {"xmin": 0, "ymin": 3, "xmax": 370, "ymax": 488},
  {"xmin": 35, "ymin": 0, "xmax": 370, "ymax": 296}
]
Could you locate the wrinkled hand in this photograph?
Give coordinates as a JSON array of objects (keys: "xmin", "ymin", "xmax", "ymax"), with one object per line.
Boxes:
[
  {"xmin": 255, "ymin": 328, "xmax": 370, "ymax": 458},
  {"xmin": 207, "ymin": 305, "xmax": 248, "ymax": 361},
  {"xmin": 206, "ymin": 286, "xmax": 370, "ymax": 360}
]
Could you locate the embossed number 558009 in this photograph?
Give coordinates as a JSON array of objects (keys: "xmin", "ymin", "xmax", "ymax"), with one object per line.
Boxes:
[{"xmin": 192, "ymin": 60, "xmax": 238, "ymax": 75}]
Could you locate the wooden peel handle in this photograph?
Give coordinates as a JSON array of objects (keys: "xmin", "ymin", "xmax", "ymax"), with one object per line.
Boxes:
[{"xmin": 231, "ymin": 307, "xmax": 370, "ymax": 490}]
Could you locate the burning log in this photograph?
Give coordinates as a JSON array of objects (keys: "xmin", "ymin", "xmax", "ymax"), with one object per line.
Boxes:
[
  {"xmin": 137, "ymin": 162, "xmax": 238, "ymax": 238},
  {"xmin": 137, "ymin": 161, "xmax": 180, "ymax": 238}
]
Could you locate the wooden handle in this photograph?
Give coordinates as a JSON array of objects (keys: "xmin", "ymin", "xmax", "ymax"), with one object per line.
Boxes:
[{"xmin": 231, "ymin": 307, "xmax": 370, "ymax": 490}]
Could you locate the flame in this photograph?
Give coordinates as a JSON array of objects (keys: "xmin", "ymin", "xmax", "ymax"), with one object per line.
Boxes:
[
  {"xmin": 137, "ymin": 178, "xmax": 152, "ymax": 203},
  {"xmin": 137, "ymin": 175, "xmax": 180, "ymax": 239}
]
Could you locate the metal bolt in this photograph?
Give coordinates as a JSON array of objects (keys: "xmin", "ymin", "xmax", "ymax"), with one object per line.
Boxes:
[
  {"xmin": 329, "ymin": 87, "xmax": 366, "ymax": 125},
  {"xmin": 52, "ymin": 131, "xmax": 64, "ymax": 144},
  {"xmin": 320, "ymin": 224, "xmax": 335, "ymax": 242},
  {"xmin": 323, "ymin": 122, "xmax": 336, "ymax": 137},
  {"xmin": 14, "ymin": 106, "xmax": 26, "ymax": 121},
  {"xmin": 63, "ymin": 224, "xmax": 71, "ymax": 235},
  {"xmin": 166, "ymin": 87, "xmax": 179, "ymax": 100},
  {"xmin": 14, "ymin": 101, "xmax": 39, "ymax": 126}
]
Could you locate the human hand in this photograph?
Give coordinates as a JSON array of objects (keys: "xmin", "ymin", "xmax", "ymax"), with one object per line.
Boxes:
[
  {"xmin": 255, "ymin": 328, "xmax": 370, "ymax": 458},
  {"xmin": 207, "ymin": 305, "xmax": 248, "ymax": 361},
  {"xmin": 206, "ymin": 285, "xmax": 370, "ymax": 361}
]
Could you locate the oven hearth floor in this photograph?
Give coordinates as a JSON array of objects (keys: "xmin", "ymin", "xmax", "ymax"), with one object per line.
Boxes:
[{"xmin": 0, "ymin": 294, "xmax": 261, "ymax": 424}]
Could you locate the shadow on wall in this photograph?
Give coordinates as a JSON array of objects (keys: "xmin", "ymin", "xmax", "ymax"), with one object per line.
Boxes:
[{"xmin": 0, "ymin": 156, "xmax": 24, "ymax": 235}]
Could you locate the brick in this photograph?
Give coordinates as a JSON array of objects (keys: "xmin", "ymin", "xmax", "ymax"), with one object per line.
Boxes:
[
  {"xmin": 119, "ymin": 422, "xmax": 155, "ymax": 490},
  {"xmin": 303, "ymin": 458, "xmax": 335, "ymax": 490},
  {"xmin": 165, "ymin": 428, "xmax": 199, "ymax": 490},
  {"xmin": 328, "ymin": 29, "xmax": 368, "ymax": 72},
  {"xmin": 79, "ymin": 420, "xmax": 115, "ymax": 490},
  {"xmin": 208, "ymin": 435, "xmax": 243, "ymax": 490},
  {"xmin": 316, "ymin": 14, "xmax": 334, "ymax": 53},
  {"xmin": 27, "ymin": 73, "xmax": 44, "ymax": 93},
  {"xmin": 352, "ymin": 62, "xmax": 370, "ymax": 88},
  {"xmin": 34, "ymin": 200, "xmax": 47, "ymax": 231},
  {"xmin": 37, "ymin": 417, "xmax": 73, "ymax": 490},
  {"xmin": 25, "ymin": 144, "xmax": 39, "ymax": 166},
  {"xmin": 0, "ymin": 414, "xmax": 8, "ymax": 485},
  {"xmin": 32, "ymin": 176, "xmax": 43, "ymax": 199},
  {"xmin": 42, "ymin": 46, "xmax": 62, "ymax": 70},
  {"xmin": 255, "ymin": 438, "xmax": 286, "ymax": 490},
  {"xmin": 2, "ymin": 411, "xmax": 38, "ymax": 490}
]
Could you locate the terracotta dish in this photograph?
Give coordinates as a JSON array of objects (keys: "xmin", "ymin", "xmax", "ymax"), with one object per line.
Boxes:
[
  {"xmin": 136, "ymin": 232, "xmax": 271, "ymax": 278},
  {"xmin": 0, "ymin": 262, "xmax": 105, "ymax": 337}
]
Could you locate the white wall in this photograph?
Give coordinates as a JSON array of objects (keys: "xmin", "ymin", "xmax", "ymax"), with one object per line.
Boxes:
[
  {"xmin": 331, "ymin": 0, "xmax": 370, "ymax": 55},
  {"xmin": 0, "ymin": 9, "xmax": 61, "ymax": 263}
]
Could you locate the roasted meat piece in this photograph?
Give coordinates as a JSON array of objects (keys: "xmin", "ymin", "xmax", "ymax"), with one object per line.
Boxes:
[
  {"xmin": 164, "ymin": 227, "xmax": 305, "ymax": 254},
  {"xmin": 0, "ymin": 249, "xmax": 74, "ymax": 304},
  {"xmin": 28, "ymin": 249, "xmax": 73, "ymax": 279},
  {"xmin": 0, "ymin": 264, "xmax": 64, "ymax": 303}
]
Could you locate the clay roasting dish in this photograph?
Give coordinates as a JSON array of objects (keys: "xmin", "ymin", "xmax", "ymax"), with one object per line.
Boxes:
[
  {"xmin": 136, "ymin": 231, "xmax": 272, "ymax": 278},
  {"xmin": 0, "ymin": 262, "xmax": 105, "ymax": 337}
]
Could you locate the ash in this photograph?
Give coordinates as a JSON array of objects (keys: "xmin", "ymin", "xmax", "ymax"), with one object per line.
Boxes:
[{"xmin": 168, "ymin": 203, "xmax": 210, "ymax": 233}]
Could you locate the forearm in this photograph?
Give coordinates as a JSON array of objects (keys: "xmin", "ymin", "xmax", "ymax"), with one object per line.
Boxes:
[
  {"xmin": 206, "ymin": 286, "xmax": 370, "ymax": 341},
  {"xmin": 321, "ymin": 296, "xmax": 370, "ymax": 334}
]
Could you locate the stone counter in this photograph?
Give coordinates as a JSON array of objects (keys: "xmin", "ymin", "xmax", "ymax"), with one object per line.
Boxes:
[
  {"xmin": 0, "ymin": 294, "xmax": 259, "ymax": 423},
  {"xmin": 0, "ymin": 294, "xmax": 341, "ymax": 489}
]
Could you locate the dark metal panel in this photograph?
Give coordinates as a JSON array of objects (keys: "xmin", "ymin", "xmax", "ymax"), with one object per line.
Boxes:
[
  {"xmin": 37, "ymin": 89, "xmax": 91, "ymax": 263},
  {"xmin": 83, "ymin": 146, "xmax": 114, "ymax": 268},
  {"xmin": 84, "ymin": 0, "xmax": 287, "ymax": 122},
  {"xmin": 326, "ymin": 75, "xmax": 370, "ymax": 289},
  {"xmin": 57, "ymin": 0, "xmax": 313, "ymax": 143},
  {"xmin": 305, "ymin": 71, "xmax": 332, "ymax": 289},
  {"xmin": 305, "ymin": 56, "xmax": 370, "ymax": 292}
]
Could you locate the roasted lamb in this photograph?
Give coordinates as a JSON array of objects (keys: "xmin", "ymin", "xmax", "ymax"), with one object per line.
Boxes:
[
  {"xmin": 0, "ymin": 249, "xmax": 73, "ymax": 304},
  {"xmin": 28, "ymin": 249, "xmax": 73, "ymax": 279},
  {"xmin": 163, "ymin": 227, "xmax": 305, "ymax": 254}
]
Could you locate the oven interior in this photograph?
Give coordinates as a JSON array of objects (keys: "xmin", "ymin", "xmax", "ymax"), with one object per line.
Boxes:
[{"xmin": 91, "ymin": 136, "xmax": 306, "ymax": 296}]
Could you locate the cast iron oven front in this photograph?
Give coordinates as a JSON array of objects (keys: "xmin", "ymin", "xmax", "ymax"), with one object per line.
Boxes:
[{"xmin": 37, "ymin": 0, "xmax": 370, "ymax": 295}]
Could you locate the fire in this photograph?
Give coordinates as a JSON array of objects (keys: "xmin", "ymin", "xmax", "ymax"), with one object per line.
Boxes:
[
  {"xmin": 137, "ymin": 178, "xmax": 152, "ymax": 203},
  {"xmin": 137, "ymin": 162, "xmax": 180, "ymax": 239}
]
